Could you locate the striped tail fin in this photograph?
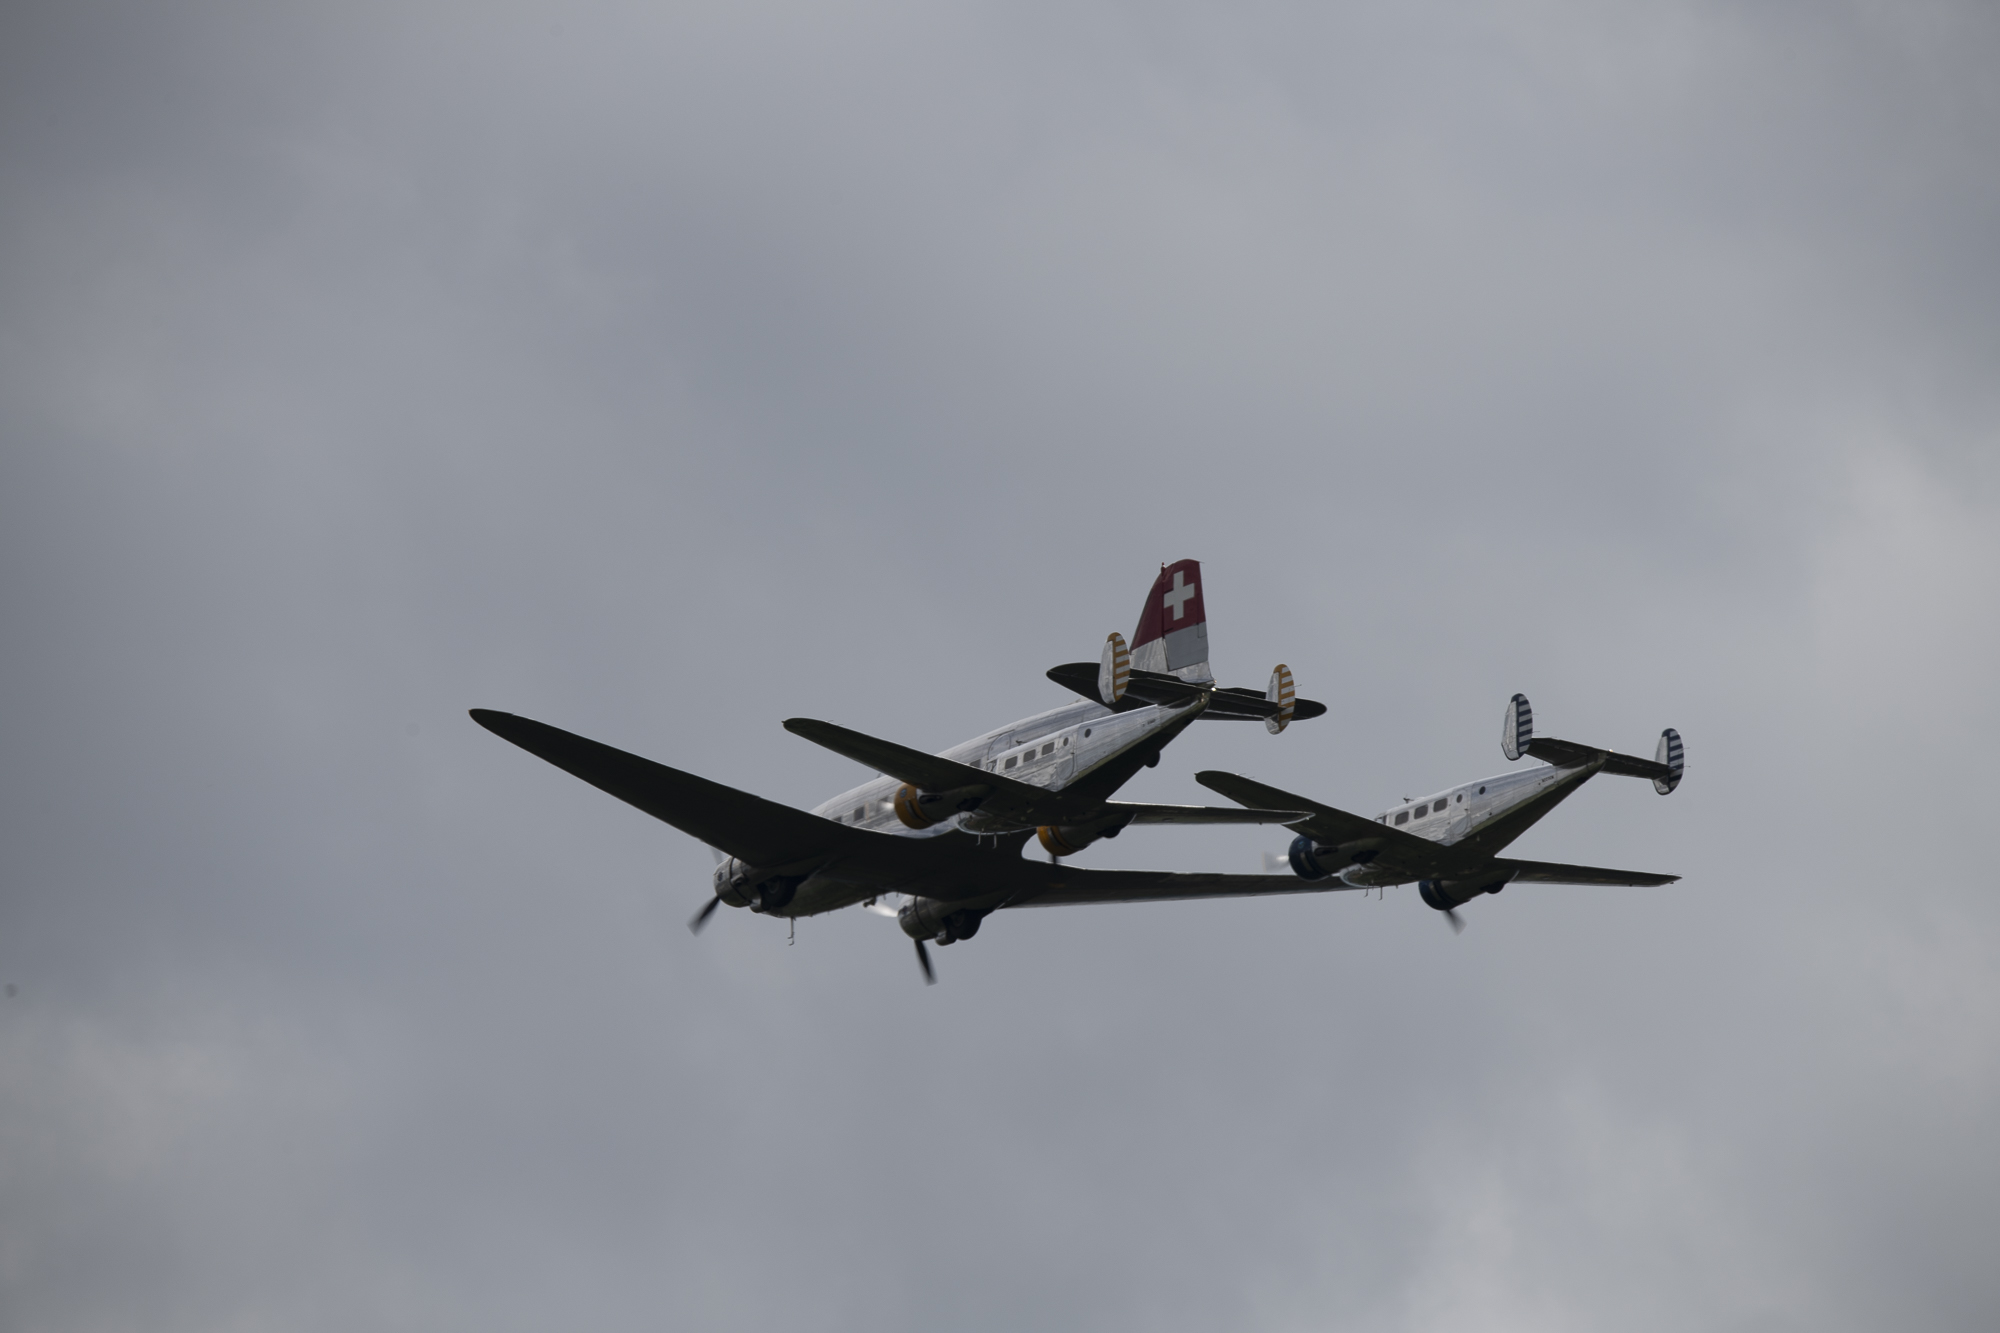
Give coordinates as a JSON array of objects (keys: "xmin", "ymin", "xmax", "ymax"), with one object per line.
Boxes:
[
  {"xmin": 1652, "ymin": 728, "xmax": 1684, "ymax": 794},
  {"xmin": 1502, "ymin": 693, "xmax": 1533, "ymax": 761},
  {"xmin": 1098, "ymin": 632, "xmax": 1131, "ymax": 704},
  {"xmin": 1264, "ymin": 664, "xmax": 1296, "ymax": 734}
]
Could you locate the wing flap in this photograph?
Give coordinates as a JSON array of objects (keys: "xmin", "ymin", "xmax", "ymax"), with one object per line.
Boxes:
[
  {"xmin": 1005, "ymin": 867, "xmax": 1359, "ymax": 907},
  {"xmin": 471, "ymin": 710, "xmax": 848, "ymax": 867},
  {"xmin": 1492, "ymin": 858, "xmax": 1680, "ymax": 887},
  {"xmin": 1105, "ymin": 802, "xmax": 1309, "ymax": 825}
]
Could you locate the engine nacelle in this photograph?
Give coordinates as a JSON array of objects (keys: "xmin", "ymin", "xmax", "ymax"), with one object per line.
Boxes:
[
  {"xmin": 893, "ymin": 783, "xmax": 989, "ymax": 830},
  {"xmin": 1417, "ymin": 874, "xmax": 1512, "ymax": 912},
  {"xmin": 1037, "ymin": 812, "xmax": 1133, "ymax": 858},
  {"xmin": 897, "ymin": 896, "xmax": 989, "ymax": 944},
  {"xmin": 1286, "ymin": 834, "xmax": 1380, "ymax": 880},
  {"xmin": 712, "ymin": 857, "xmax": 803, "ymax": 913}
]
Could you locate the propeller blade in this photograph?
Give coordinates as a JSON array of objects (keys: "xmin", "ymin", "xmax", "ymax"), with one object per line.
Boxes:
[
  {"xmin": 689, "ymin": 894, "xmax": 723, "ymax": 934},
  {"xmin": 1443, "ymin": 907, "xmax": 1465, "ymax": 935},
  {"xmin": 914, "ymin": 938, "xmax": 936, "ymax": 985}
]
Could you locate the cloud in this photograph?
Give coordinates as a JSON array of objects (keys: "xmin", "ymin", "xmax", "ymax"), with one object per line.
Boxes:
[{"xmin": 2, "ymin": 2, "xmax": 1997, "ymax": 1329}]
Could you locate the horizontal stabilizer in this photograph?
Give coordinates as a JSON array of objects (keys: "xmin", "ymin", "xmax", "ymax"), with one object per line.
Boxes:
[
  {"xmin": 1491, "ymin": 857, "xmax": 1679, "ymax": 887},
  {"xmin": 1525, "ymin": 736, "xmax": 1673, "ymax": 782},
  {"xmin": 1044, "ymin": 663, "xmax": 1327, "ymax": 722}
]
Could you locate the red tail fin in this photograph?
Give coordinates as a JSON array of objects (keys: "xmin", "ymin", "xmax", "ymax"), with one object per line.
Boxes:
[{"xmin": 1130, "ymin": 559, "xmax": 1211, "ymax": 682}]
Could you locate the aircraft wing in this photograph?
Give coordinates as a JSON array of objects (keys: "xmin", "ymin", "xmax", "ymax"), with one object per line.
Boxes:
[
  {"xmin": 1193, "ymin": 771, "xmax": 1441, "ymax": 860},
  {"xmin": 1491, "ymin": 858, "xmax": 1680, "ymax": 887},
  {"xmin": 472, "ymin": 709, "xmax": 857, "ymax": 867},
  {"xmin": 1103, "ymin": 802, "xmax": 1308, "ymax": 825},
  {"xmin": 1003, "ymin": 866, "xmax": 1359, "ymax": 908},
  {"xmin": 781, "ymin": 717, "xmax": 1071, "ymax": 820}
]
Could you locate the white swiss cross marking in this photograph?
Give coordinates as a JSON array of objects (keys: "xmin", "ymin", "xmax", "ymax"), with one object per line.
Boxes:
[{"xmin": 1162, "ymin": 570, "xmax": 1197, "ymax": 621}]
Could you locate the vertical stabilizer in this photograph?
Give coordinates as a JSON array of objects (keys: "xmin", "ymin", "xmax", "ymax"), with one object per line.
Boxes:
[
  {"xmin": 1264, "ymin": 664, "xmax": 1296, "ymax": 734},
  {"xmin": 1502, "ymin": 693, "xmax": 1533, "ymax": 761},
  {"xmin": 1130, "ymin": 559, "xmax": 1212, "ymax": 682},
  {"xmin": 1652, "ymin": 728, "xmax": 1684, "ymax": 794},
  {"xmin": 1098, "ymin": 632, "xmax": 1131, "ymax": 704}
]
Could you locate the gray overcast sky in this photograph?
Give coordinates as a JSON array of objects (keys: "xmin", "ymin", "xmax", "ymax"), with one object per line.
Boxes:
[{"xmin": 3, "ymin": 3, "xmax": 1998, "ymax": 1329}]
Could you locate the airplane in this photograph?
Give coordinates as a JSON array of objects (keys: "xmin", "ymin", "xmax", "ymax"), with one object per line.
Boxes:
[
  {"xmin": 1196, "ymin": 693, "xmax": 1685, "ymax": 930},
  {"xmin": 472, "ymin": 560, "xmax": 1334, "ymax": 982}
]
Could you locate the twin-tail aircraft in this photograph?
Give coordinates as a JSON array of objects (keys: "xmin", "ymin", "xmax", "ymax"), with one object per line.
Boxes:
[
  {"xmin": 471, "ymin": 560, "xmax": 1334, "ymax": 983},
  {"xmin": 1199, "ymin": 693, "xmax": 1685, "ymax": 931}
]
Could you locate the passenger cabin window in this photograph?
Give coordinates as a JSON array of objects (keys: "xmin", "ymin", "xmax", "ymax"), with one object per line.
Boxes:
[
  {"xmin": 853, "ymin": 806, "xmax": 865, "ymax": 821},
  {"xmin": 1412, "ymin": 806, "xmax": 1426, "ymax": 820},
  {"xmin": 1041, "ymin": 743, "xmax": 1055, "ymax": 757},
  {"xmin": 1004, "ymin": 756, "xmax": 1017, "ymax": 770},
  {"xmin": 1433, "ymin": 799, "xmax": 1447, "ymax": 813},
  {"xmin": 1394, "ymin": 811, "xmax": 1409, "ymax": 825}
]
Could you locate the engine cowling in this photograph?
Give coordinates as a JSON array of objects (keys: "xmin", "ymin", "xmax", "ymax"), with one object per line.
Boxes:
[
  {"xmin": 897, "ymin": 896, "xmax": 988, "ymax": 944},
  {"xmin": 1286, "ymin": 834, "xmax": 1380, "ymax": 880},
  {"xmin": 712, "ymin": 857, "xmax": 804, "ymax": 913},
  {"xmin": 1036, "ymin": 812, "xmax": 1133, "ymax": 858},
  {"xmin": 1417, "ymin": 874, "xmax": 1512, "ymax": 912},
  {"xmin": 893, "ymin": 783, "xmax": 989, "ymax": 830}
]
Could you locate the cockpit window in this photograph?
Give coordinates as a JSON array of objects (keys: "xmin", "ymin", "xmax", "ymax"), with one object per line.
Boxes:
[
  {"xmin": 1394, "ymin": 811, "xmax": 1409, "ymax": 825},
  {"xmin": 853, "ymin": 806, "xmax": 865, "ymax": 821}
]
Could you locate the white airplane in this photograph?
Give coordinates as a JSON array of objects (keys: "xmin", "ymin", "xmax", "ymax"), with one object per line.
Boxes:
[
  {"xmin": 472, "ymin": 560, "xmax": 1331, "ymax": 982},
  {"xmin": 1197, "ymin": 693, "xmax": 1684, "ymax": 930}
]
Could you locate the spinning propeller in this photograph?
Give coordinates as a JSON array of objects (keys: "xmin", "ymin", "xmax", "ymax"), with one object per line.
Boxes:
[{"xmin": 690, "ymin": 846, "xmax": 726, "ymax": 934}]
